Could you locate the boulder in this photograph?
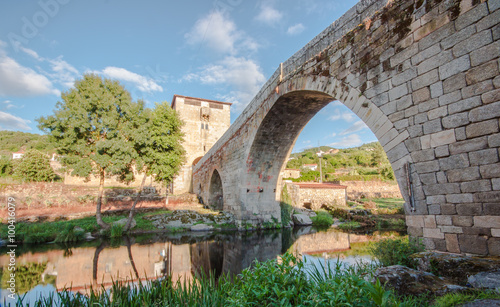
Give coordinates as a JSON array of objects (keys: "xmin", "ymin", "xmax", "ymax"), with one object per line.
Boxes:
[
  {"xmin": 374, "ymin": 265, "xmax": 466, "ymax": 296},
  {"xmin": 113, "ymin": 218, "xmax": 137, "ymax": 229},
  {"xmin": 411, "ymin": 252, "xmax": 500, "ymax": 285},
  {"xmin": 84, "ymin": 232, "xmax": 95, "ymax": 241},
  {"xmin": 191, "ymin": 223, "xmax": 214, "ymax": 232},
  {"xmin": 468, "ymin": 270, "xmax": 500, "ymax": 289},
  {"xmin": 293, "ymin": 214, "xmax": 312, "ymax": 226}
]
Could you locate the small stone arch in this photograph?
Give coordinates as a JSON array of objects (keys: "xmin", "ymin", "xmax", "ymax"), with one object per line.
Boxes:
[{"xmin": 209, "ymin": 169, "xmax": 224, "ymax": 210}]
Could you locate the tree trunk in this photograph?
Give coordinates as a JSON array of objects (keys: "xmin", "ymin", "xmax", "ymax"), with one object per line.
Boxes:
[
  {"xmin": 96, "ymin": 169, "xmax": 110, "ymax": 230},
  {"xmin": 124, "ymin": 173, "xmax": 146, "ymax": 231}
]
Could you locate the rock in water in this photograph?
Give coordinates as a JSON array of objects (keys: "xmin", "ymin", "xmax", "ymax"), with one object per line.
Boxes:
[
  {"xmin": 113, "ymin": 218, "xmax": 137, "ymax": 229},
  {"xmin": 191, "ymin": 224, "xmax": 214, "ymax": 232},
  {"xmin": 374, "ymin": 265, "xmax": 466, "ymax": 296},
  {"xmin": 411, "ymin": 251, "xmax": 500, "ymax": 285},
  {"xmin": 292, "ymin": 214, "xmax": 313, "ymax": 226}
]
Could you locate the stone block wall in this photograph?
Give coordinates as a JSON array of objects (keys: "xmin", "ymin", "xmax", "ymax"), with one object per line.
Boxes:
[{"xmin": 286, "ymin": 182, "xmax": 347, "ymax": 210}]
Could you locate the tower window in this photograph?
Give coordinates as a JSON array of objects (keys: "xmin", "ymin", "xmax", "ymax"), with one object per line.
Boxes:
[{"xmin": 205, "ymin": 124, "xmax": 209, "ymax": 130}]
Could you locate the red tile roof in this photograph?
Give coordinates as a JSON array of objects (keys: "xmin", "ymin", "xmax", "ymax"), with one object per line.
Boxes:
[{"xmin": 293, "ymin": 182, "xmax": 347, "ymax": 189}]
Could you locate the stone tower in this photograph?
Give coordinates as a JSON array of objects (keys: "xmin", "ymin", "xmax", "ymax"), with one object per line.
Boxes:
[{"xmin": 171, "ymin": 95, "xmax": 231, "ymax": 195}]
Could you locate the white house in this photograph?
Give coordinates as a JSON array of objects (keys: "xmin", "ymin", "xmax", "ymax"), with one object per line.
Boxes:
[{"xmin": 12, "ymin": 152, "xmax": 24, "ymax": 159}]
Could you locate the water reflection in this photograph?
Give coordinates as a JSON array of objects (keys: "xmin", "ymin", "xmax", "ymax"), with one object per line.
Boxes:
[{"xmin": 0, "ymin": 228, "xmax": 403, "ymax": 303}]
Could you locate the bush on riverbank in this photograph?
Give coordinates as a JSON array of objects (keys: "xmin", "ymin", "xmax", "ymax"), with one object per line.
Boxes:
[
  {"xmin": 310, "ymin": 210, "xmax": 334, "ymax": 227},
  {"xmin": 370, "ymin": 237, "xmax": 425, "ymax": 269}
]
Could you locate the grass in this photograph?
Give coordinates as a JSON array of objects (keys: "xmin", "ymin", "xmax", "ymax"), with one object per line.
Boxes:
[
  {"xmin": 431, "ymin": 290, "xmax": 500, "ymax": 307},
  {"xmin": 11, "ymin": 252, "xmax": 422, "ymax": 307},
  {"xmin": 337, "ymin": 221, "xmax": 362, "ymax": 230},
  {"xmin": 0, "ymin": 209, "xmax": 170, "ymax": 244}
]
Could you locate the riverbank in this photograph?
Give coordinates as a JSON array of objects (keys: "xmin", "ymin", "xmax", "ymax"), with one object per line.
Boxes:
[{"xmin": 0, "ymin": 196, "xmax": 407, "ymax": 246}]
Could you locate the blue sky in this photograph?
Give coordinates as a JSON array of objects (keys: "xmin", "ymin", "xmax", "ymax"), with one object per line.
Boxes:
[{"xmin": 0, "ymin": 0, "xmax": 377, "ymax": 152}]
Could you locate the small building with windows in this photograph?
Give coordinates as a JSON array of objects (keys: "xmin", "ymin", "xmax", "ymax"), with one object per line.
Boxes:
[{"xmin": 171, "ymin": 95, "xmax": 231, "ymax": 195}]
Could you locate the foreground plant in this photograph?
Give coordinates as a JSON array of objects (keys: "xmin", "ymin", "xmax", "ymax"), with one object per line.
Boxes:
[{"xmin": 14, "ymin": 252, "xmax": 419, "ymax": 307}]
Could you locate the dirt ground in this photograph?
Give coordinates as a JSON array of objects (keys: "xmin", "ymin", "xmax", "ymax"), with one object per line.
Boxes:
[{"xmin": 0, "ymin": 182, "xmax": 201, "ymax": 222}]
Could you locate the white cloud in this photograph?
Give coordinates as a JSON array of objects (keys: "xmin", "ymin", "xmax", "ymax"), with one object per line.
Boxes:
[
  {"xmin": 20, "ymin": 46, "xmax": 41, "ymax": 60},
  {"xmin": 184, "ymin": 56, "xmax": 265, "ymax": 109},
  {"xmin": 287, "ymin": 23, "xmax": 305, "ymax": 35},
  {"xmin": 329, "ymin": 134, "xmax": 363, "ymax": 148},
  {"xmin": 47, "ymin": 56, "xmax": 79, "ymax": 88},
  {"xmin": 255, "ymin": 5, "xmax": 283, "ymax": 26},
  {"xmin": 339, "ymin": 120, "xmax": 368, "ymax": 135},
  {"xmin": 0, "ymin": 53, "xmax": 59, "ymax": 97},
  {"xmin": 19, "ymin": 45, "xmax": 79, "ymax": 89},
  {"xmin": 0, "ymin": 111, "xmax": 31, "ymax": 130},
  {"xmin": 328, "ymin": 109, "xmax": 356, "ymax": 122},
  {"xmin": 101, "ymin": 67, "xmax": 163, "ymax": 93},
  {"xmin": 185, "ymin": 11, "xmax": 258, "ymax": 55}
]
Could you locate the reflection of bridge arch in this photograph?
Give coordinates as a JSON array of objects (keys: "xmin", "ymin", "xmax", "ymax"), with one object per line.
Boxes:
[{"xmin": 194, "ymin": 0, "xmax": 500, "ymax": 255}]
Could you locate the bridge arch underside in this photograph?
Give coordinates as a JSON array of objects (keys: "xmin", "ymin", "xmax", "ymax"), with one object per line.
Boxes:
[
  {"xmin": 242, "ymin": 91, "xmax": 335, "ymax": 221},
  {"xmin": 209, "ymin": 169, "xmax": 224, "ymax": 211}
]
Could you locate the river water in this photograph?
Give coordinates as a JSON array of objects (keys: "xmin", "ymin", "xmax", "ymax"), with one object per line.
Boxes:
[{"xmin": 0, "ymin": 227, "xmax": 404, "ymax": 305}]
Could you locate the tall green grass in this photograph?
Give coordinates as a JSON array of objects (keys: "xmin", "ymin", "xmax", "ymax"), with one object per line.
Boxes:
[{"xmin": 11, "ymin": 252, "xmax": 426, "ymax": 307}]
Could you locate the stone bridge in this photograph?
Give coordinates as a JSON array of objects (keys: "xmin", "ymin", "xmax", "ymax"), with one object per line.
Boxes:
[{"xmin": 193, "ymin": 0, "xmax": 500, "ymax": 255}]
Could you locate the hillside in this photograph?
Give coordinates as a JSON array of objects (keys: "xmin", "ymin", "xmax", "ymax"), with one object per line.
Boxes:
[
  {"xmin": 286, "ymin": 142, "xmax": 395, "ymax": 182},
  {"xmin": 0, "ymin": 131, "xmax": 55, "ymax": 157}
]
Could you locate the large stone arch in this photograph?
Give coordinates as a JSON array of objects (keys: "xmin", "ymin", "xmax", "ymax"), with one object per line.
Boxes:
[
  {"xmin": 241, "ymin": 75, "xmax": 411, "ymax": 222},
  {"xmin": 194, "ymin": 0, "xmax": 500, "ymax": 255}
]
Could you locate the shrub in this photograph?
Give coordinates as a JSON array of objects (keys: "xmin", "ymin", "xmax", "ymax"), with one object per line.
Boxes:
[
  {"xmin": 12, "ymin": 149, "xmax": 56, "ymax": 182},
  {"xmin": 0, "ymin": 155, "xmax": 12, "ymax": 176},
  {"xmin": 110, "ymin": 224, "xmax": 124, "ymax": 238},
  {"xmin": 311, "ymin": 210, "xmax": 334, "ymax": 227},
  {"xmin": 337, "ymin": 221, "xmax": 361, "ymax": 230},
  {"xmin": 370, "ymin": 237, "xmax": 424, "ymax": 268}
]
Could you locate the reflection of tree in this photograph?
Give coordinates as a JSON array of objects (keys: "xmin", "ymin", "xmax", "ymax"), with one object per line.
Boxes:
[
  {"xmin": 0, "ymin": 262, "xmax": 47, "ymax": 294},
  {"xmin": 92, "ymin": 240, "xmax": 108, "ymax": 286},
  {"xmin": 124, "ymin": 236, "xmax": 140, "ymax": 280}
]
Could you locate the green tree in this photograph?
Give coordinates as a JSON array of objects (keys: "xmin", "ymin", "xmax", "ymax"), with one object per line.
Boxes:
[
  {"xmin": 37, "ymin": 74, "xmax": 146, "ymax": 230},
  {"xmin": 12, "ymin": 149, "xmax": 55, "ymax": 182},
  {"xmin": 123, "ymin": 101, "xmax": 185, "ymax": 231},
  {"xmin": 0, "ymin": 155, "xmax": 12, "ymax": 176}
]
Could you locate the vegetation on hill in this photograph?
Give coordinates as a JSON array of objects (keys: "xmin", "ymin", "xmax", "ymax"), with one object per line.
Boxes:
[
  {"xmin": 0, "ymin": 130, "xmax": 55, "ymax": 156},
  {"xmin": 286, "ymin": 142, "xmax": 395, "ymax": 182}
]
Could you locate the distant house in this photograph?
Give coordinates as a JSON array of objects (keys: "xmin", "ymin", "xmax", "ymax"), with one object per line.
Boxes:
[
  {"xmin": 316, "ymin": 150, "xmax": 325, "ymax": 157},
  {"xmin": 303, "ymin": 164, "xmax": 318, "ymax": 171},
  {"xmin": 12, "ymin": 151, "xmax": 24, "ymax": 159}
]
